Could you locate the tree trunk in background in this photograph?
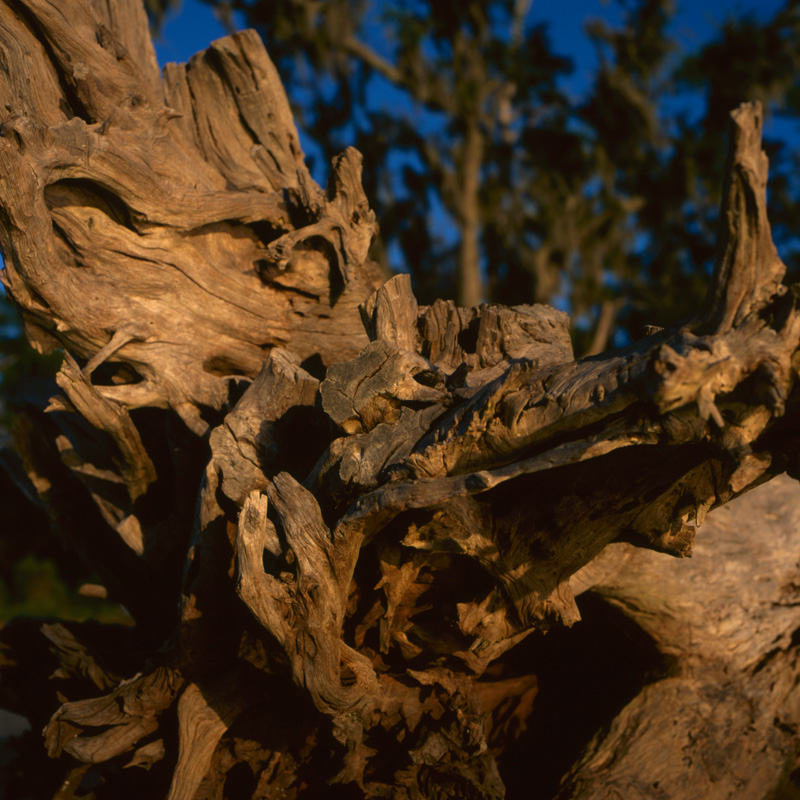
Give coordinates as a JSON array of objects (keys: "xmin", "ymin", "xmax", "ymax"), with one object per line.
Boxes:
[
  {"xmin": 1, "ymin": 2, "xmax": 800, "ymax": 799},
  {"xmin": 456, "ymin": 118, "xmax": 485, "ymax": 307}
]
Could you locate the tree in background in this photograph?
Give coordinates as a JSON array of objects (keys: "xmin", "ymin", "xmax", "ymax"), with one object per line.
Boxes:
[
  {"xmin": 210, "ymin": 0, "xmax": 575, "ymax": 311},
  {"xmin": 590, "ymin": 0, "xmax": 800, "ymax": 344},
  {"xmin": 2, "ymin": 0, "xmax": 796, "ymax": 384},
  {"xmin": 146, "ymin": 0, "xmax": 800, "ymax": 354}
]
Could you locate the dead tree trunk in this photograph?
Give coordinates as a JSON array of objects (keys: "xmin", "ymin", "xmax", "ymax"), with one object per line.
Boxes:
[{"xmin": 1, "ymin": 1, "xmax": 800, "ymax": 798}]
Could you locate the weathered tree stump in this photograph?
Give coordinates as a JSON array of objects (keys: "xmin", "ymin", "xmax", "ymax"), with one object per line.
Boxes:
[{"xmin": 1, "ymin": 1, "xmax": 800, "ymax": 798}]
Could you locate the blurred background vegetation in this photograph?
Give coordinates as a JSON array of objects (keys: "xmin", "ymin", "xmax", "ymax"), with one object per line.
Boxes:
[
  {"xmin": 1, "ymin": 0, "xmax": 799, "ymax": 622},
  {"xmin": 152, "ymin": 0, "xmax": 800, "ymax": 353}
]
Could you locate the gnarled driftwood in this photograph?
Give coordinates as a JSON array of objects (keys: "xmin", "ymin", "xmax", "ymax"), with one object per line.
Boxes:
[{"xmin": 1, "ymin": 2, "xmax": 800, "ymax": 798}]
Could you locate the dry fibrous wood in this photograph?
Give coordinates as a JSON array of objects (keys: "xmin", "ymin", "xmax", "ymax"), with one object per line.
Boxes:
[
  {"xmin": 557, "ymin": 474, "xmax": 800, "ymax": 800},
  {"xmin": 0, "ymin": 0, "xmax": 382, "ymax": 434},
  {"xmin": 1, "ymin": 1, "xmax": 800, "ymax": 798}
]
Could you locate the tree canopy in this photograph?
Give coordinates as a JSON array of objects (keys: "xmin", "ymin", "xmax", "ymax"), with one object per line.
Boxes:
[{"xmin": 146, "ymin": 0, "xmax": 800, "ymax": 353}]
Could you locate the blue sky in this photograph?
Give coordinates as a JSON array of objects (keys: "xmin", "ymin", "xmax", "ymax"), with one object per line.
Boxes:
[
  {"xmin": 151, "ymin": 0, "xmax": 798, "ymax": 305},
  {"xmin": 153, "ymin": 0, "xmax": 797, "ymax": 173},
  {"xmin": 153, "ymin": 0, "xmax": 795, "ymax": 147},
  {"xmin": 154, "ymin": 0, "xmax": 786, "ymax": 85}
]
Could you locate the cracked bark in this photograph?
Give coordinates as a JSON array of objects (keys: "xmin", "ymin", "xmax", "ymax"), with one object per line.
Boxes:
[{"xmin": 1, "ymin": 2, "xmax": 800, "ymax": 798}]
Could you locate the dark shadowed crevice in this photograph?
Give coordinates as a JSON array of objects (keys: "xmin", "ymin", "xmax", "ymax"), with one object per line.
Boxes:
[
  {"xmin": 222, "ymin": 761, "xmax": 256, "ymax": 799},
  {"xmin": 45, "ymin": 179, "xmax": 138, "ymax": 233},
  {"xmin": 492, "ymin": 591, "xmax": 672, "ymax": 800},
  {"xmin": 772, "ymin": 767, "xmax": 800, "ymax": 800}
]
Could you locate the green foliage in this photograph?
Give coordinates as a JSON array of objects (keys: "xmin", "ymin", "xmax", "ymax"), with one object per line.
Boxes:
[
  {"xmin": 0, "ymin": 295, "xmax": 113, "ymax": 629},
  {"xmin": 0, "ymin": 555, "xmax": 132, "ymax": 625}
]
